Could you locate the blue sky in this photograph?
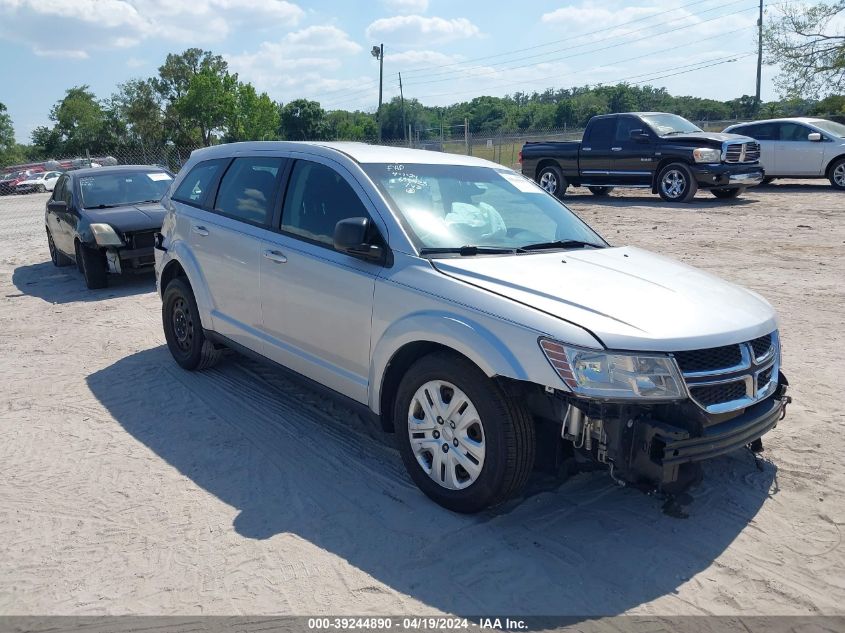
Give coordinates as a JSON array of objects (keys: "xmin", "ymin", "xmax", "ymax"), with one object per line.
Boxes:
[{"xmin": 0, "ymin": 0, "xmax": 778, "ymax": 143}]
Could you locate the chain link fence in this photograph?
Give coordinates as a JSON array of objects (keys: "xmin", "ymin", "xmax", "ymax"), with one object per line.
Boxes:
[{"xmin": 1, "ymin": 120, "xmax": 746, "ymax": 188}]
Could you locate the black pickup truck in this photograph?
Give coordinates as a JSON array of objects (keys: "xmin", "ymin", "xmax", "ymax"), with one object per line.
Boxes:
[{"xmin": 520, "ymin": 112, "xmax": 765, "ymax": 202}]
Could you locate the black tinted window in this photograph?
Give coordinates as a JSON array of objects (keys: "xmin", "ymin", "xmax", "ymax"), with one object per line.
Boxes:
[
  {"xmin": 615, "ymin": 116, "xmax": 644, "ymax": 142},
  {"xmin": 52, "ymin": 176, "xmax": 66, "ymax": 201},
  {"xmin": 584, "ymin": 117, "xmax": 615, "ymax": 147},
  {"xmin": 281, "ymin": 161, "xmax": 370, "ymax": 247},
  {"xmin": 173, "ymin": 159, "xmax": 226, "ymax": 206},
  {"xmin": 738, "ymin": 123, "xmax": 777, "ymax": 140},
  {"xmin": 778, "ymin": 122, "xmax": 812, "ymax": 141},
  {"xmin": 214, "ymin": 157, "xmax": 283, "ymax": 225}
]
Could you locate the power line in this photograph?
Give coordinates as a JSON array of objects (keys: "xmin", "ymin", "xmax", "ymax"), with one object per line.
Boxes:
[{"xmin": 398, "ymin": 0, "xmax": 750, "ymax": 78}]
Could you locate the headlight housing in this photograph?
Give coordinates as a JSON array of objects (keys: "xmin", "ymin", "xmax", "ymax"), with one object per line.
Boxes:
[
  {"xmin": 90, "ymin": 223, "xmax": 124, "ymax": 246},
  {"xmin": 693, "ymin": 147, "xmax": 722, "ymax": 163},
  {"xmin": 539, "ymin": 338, "xmax": 686, "ymax": 400}
]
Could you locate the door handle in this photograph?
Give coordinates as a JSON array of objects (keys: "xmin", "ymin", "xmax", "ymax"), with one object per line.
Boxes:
[
  {"xmin": 191, "ymin": 225, "xmax": 209, "ymax": 237},
  {"xmin": 263, "ymin": 249, "xmax": 287, "ymax": 264},
  {"xmin": 611, "ymin": 147, "xmax": 622, "ymax": 151}
]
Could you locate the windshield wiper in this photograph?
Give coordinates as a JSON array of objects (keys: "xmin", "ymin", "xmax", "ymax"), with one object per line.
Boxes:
[
  {"xmin": 87, "ymin": 203, "xmax": 123, "ymax": 209},
  {"xmin": 133, "ymin": 199, "xmax": 162, "ymax": 204},
  {"xmin": 520, "ymin": 240, "xmax": 605, "ymax": 252},
  {"xmin": 419, "ymin": 245, "xmax": 521, "ymax": 256}
]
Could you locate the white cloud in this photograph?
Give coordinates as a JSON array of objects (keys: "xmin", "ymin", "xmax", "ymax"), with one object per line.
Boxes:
[
  {"xmin": 381, "ymin": 0, "xmax": 429, "ymax": 13},
  {"xmin": 0, "ymin": 0, "xmax": 305, "ymax": 56},
  {"xmin": 33, "ymin": 47, "xmax": 89, "ymax": 59},
  {"xmin": 388, "ymin": 50, "xmax": 464, "ymax": 68},
  {"xmin": 365, "ymin": 15, "xmax": 480, "ymax": 45},
  {"xmin": 226, "ymin": 25, "xmax": 364, "ymax": 101}
]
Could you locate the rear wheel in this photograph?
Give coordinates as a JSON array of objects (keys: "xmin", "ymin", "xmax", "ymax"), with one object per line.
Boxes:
[
  {"xmin": 657, "ymin": 162, "xmax": 698, "ymax": 202},
  {"xmin": 162, "ymin": 277, "xmax": 222, "ymax": 370},
  {"xmin": 394, "ymin": 352, "xmax": 535, "ymax": 513},
  {"xmin": 47, "ymin": 229, "xmax": 72, "ymax": 267},
  {"xmin": 77, "ymin": 242, "xmax": 108, "ymax": 289},
  {"xmin": 536, "ymin": 165, "xmax": 567, "ymax": 198},
  {"xmin": 829, "ymin": 158, "xmax": 845, "ymax": 190},
  {"xmin": 36, "ymin": 184, "xmax": 46, "ymax": 193},
  {"xmin": 588, "ymin": 186, "xmax": 614, "ymax": 197},
  {"xmin": 711, "ymin": 187, "xmax": 744, "ymax": 199}
]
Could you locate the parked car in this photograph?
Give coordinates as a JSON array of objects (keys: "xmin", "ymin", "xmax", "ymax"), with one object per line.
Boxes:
[
  {"xmin": 16, "ymin": 170, "xmax": 62, "ymax": 194},
  {"xmin": 520, "ymin": 113, "xmax": 764, "ymax": 202},
  {"xmin": 723, "ymin": 117, "xmax": 845, "ymax": 189},
  {"xmin": 0, "ymin": 169, "xmax": 42, "ymax": 195},
  {"xmin": 155, "ymin": 142, "xmax": 789, "ymax": 513},
  {"xmin": 45, "ymin": 165, "xmax": 174, "ymax": 288}
]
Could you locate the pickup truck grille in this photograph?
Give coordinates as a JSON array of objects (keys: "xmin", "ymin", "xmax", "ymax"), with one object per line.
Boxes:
[
  {"xmin": 672, "ymin": 331, "xmax": 779, "ymax": 414},
  {"xmin": 723, "ymin": 141, "xmax": 761, "ymax": 164}
]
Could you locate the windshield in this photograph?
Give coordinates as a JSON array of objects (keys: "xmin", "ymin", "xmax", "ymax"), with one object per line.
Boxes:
[
  {"xmin": 640, "ymin": 114, "xmax": 703, "ymax": 136},
  {"xmin": 363, "ymin": 163, "xmax": 606, "ymax": 253},
  {"xmin": 811, "ymin": 119, "xmax": 845, "ymax": 138},
  {"xmin": 79, "ymin": 171, "xmax": 173, "ymax": 208}
]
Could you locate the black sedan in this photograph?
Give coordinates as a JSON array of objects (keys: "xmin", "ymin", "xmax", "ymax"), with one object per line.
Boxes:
[{"xmin": 45, "ymin": 165, "xmax": 174, "ymax": 288}]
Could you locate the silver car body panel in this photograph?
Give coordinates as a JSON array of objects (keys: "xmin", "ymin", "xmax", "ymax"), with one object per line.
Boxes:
[{"xmin": 156, "ymin": 141, "xmax": 779, "ymax": 416}]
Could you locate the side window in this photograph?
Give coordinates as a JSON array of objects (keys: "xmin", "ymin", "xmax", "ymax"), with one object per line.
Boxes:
[
  {"xmin": 583, "ymin": 117, "xmax": 615, "ymax": 148},
  {"xmin": 281, "ymin": 160, "xmax": 372, "ymax": 247},
  {"xmin": 173, "ymin": 159, "xmax": 227, "ymax": 207},
  {"xmin": 214, "ymin": 157, "xmax": 283, "ymax": 226},
  {"xmin": 615, "ymin": 116, "xmax": 644, "ymax": 143},
  {"xmin": 739, "ymin": 123, "xmax": 777, "ymax": 140},
  {"xmin": 777, "ymin": 122, "xmax": 811, "ymax": 142},
  {"xmin": 52, "ymin": 176, "xmax": 66, "ymax": 201}
]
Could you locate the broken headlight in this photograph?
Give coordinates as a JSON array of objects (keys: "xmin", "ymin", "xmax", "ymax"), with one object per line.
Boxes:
[{"xmin": 539, "ymin": 338, "xmax": 685, "ymax": 400}]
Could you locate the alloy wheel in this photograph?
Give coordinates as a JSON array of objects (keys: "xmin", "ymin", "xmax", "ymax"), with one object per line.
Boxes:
[
  {"xmin": 834, "ymin": 163, "xmax": 845, "ymax": 188},
  {"xmin": 661, "ymin": 169, "xmax": 687, "ymax": 199},
  {"xmin": 539, "ymin": 171, "xmax": 558, "ymax": 194},
  {"xmin": 407, "ymin": 380, "xmax": 486, "ymax": 490}
]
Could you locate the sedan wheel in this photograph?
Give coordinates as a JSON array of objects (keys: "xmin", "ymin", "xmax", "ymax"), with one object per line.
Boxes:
[
  {"xmin": 830, "ymin": 159, "xmax": 845, "ymax": 190},
  {"xmin": 407, "ymin": 380, "xmax": 486, "ymax": 490}
]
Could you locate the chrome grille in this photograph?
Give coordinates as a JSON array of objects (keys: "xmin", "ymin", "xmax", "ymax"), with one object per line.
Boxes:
[
  {"xmin": 672, "ymin": 331, "xmax": 779, "ymax": 414},
  {"xmin": 723, "ymin": 141, "xmax": 761, "ymax": 164}
]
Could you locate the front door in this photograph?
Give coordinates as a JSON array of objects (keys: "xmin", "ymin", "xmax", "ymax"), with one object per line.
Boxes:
[
  {"xmin": 259, "ymin": 157, "xmax": 385, "ymax": 404},
  {"xmin": 610, "ymin": 115, "xmax": 656, "ymax": 185},
  {"xmin": 774, "ymin": 122, "xmax": 826, "ymax": 176}
]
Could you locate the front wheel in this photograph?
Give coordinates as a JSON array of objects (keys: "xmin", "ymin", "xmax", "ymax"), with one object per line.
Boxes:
[
  {"xmin": 536, "ymin": 165, "xmax": 567, "ymax": 198},
  {"xmin": 711, "ymin": 187, "xmax": 744, "ymax": 199},
  {"xmin": 657, "ymin": 163, "xmax": 698, "ymax": 202},
  {"xmin": 395, "ymin": 352, "xmax": 535, "ymax": 513},
  {"xmin": 162, "ymin": 278, "xmax": 222, "ymax": 370},
  {"xmin": 829, "ymin": 158, "xmax": 845, "ymax": 190},
  {"xmin": 588, "ymin": 186, "xmax": 614, "ymax": 197},
  {"xmin": 77, "ymin": 242, "xmax": 108, "ymax": 289}
]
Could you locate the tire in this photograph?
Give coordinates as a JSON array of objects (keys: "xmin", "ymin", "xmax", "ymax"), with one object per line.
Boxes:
[
  {"xmin": 588, "ymin": 186, "xmax": 614, "ymax": 196},
  {"xmin": 657, "ymin": 162, "xmax": 698, "ymax": 202},
  {"xmin": 710, "ymin": 187, "xmax": 744, "ymax": 199},
  {"xmin": 162, "ymin": 277, "xmax": 222, "ymax": 371},
  {"xmin": 394, "ymin": 351, "xmax": 535, "ymax": 513},
  {"xmin": 762, "ymin": 177, "xmax": 775, "ymax": 185},
  {"xmin": 536, "ymin": 164, "xmax": 567, "ymax": 198},
  {"xmin": 77, "ymin": 241, "xmax": 108, "ymax": 289},
  {"xmin": 829, "ymin": 158, "xmax": 845, "ymax": 190},
  {"xmin": 47, "ymin": 228, "xmax": 72, "ymax": 267},
  {"xmin": 36, "ymin": 184, "xmax": 46, "ymax": 193}
]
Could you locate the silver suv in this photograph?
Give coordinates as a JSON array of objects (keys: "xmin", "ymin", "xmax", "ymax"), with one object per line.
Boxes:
[{"xmin": 154, "ymin": 142, "xmax": 790, "ymax": 512}]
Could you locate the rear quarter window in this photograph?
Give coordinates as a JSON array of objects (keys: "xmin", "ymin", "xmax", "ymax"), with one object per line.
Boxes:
[{"xmin": 173, "ymin": 159, "xmax": 228, "ymax": 207}]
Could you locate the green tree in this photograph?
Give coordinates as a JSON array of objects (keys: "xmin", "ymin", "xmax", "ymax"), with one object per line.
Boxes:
[
  {"xmin": 764, "ymin": 0, "xmax": 845, "ymax": 98},
  {"xmin": 49, "ymin": 86, "xmax": 107, "ymax": 155},
  {"xmin": 226, "ymin": 83, "xmax": 280, "ymax": 141},
  {"xmin": 0, "ymin": 103, "xmax": 17, "ymax": 164},
  {"xmin": 112, "ymin": 79, "xmax": 165, "ymax": 147},
  {"xmin": 175, "ymin": 68, "xmax": 238, "ymax": 146},
  {"xmin": 279, "ymin": 99, "xmax": 325, "ymax": 140}
]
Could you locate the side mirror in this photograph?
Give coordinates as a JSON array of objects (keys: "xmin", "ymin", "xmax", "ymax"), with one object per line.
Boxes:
[
  {"xmin": 47, "ymin": 200, "xmax": 67, "ymax": 213},
  {"xmin": 808, "ymin": 132, "xmax": 822, "ymax": 142},
  {"xmin": 629, "ymin": 129, "xmax": 650, "ymax": 142},
  {"xmin": 333, "ymin": 217, "xmax": 384, "ymax": 261}
]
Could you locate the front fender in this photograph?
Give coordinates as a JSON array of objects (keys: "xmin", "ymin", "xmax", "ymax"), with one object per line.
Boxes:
[
  {"xmin": 158, "ymin": 239, "xmax": 215, "ymax": 330},
  {"xmin": 369, "ymin": 310, "xmax": 533, "ymax": 415}
]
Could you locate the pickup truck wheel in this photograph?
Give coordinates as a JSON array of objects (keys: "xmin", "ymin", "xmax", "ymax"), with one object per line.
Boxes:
[
  {"xmin": 588, "ymin": 186, "xmax": 614, "ymax": 196},
  {"xmin": 395, "ymin": 352, "xmax": 535, "ymax": 513},
  {"xmin": 162, "ymin": 278, "xmax": 222, "ymax": 371},
  {"xmin": 711, "ymin": 187, "xmax": 744, "ymax": 199},
  {"xmin": 657, "ymin": 163, "xmax": 697, "ymax": 202},
  {"xmin": 47, "ymin": 229, "xmax": 72, "ymax": 267},
  {"xmin": 77, "ymin": 242, "xmax": 108, "ymax": 289},
  {"xmin": 829, "ymin": 158, "xmax": 845, "ymax": 190},
  {"xmin": 537, "ymin": 165, "xmax": 567, "ymax": 198}
]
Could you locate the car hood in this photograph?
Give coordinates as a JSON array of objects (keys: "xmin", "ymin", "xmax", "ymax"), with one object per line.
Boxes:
[
  {"xmin": 83, "ymin": 203, "xmax": 166, "ymax": 232},
  {"xmin": 661, "ymin": 131, "xmax": 754, "ymax": 145},
  {"xmin": 431, "ymin": 246, "xmax": 777, "ymax": 352}
]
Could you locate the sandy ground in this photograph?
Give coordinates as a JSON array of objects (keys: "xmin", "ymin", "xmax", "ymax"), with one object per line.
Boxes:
[{"xmin": 0, "ymin": 182, "xmax": 843, "ymax": 617}]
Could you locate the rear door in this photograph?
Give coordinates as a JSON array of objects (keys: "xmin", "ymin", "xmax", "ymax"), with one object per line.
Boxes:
[
  {"xmin": 610, "ymin": 115, "xmax": 656, "ymax": 185},
  {"xmin": 259, "ymin": 156, "xmax": 386, "ymax": 404},
  {"xmin": 731, "ymin": 122, "xmax": 777, "ymax": 174},
  {"xmin": 773, "ymin": 122, "xmax": 826, "ymax": 176},
  {"xmin": 579, "ymin": 116, "xmax": 617, "ymax": 183},
  {"xmin": 178, "ymin": 156, "xmax": 285, "ymax": 352}
]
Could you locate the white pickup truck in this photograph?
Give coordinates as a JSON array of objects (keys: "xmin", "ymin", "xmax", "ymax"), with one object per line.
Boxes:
[{"xmin": 724, "ymin": 117, "xmax": 845, "ymax": 189}]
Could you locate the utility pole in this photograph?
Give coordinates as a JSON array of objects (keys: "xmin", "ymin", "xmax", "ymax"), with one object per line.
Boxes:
[
  {"xmin": 755, "ymin": 0, "xmax": 763, "ymax": 107},
  {"xmin": 399, "ymin": 71, "xmax": 407, "ymax": 145},
  {"xmin": 371, "ymin": 44, "xmax": 384, "ymax": 141}
]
